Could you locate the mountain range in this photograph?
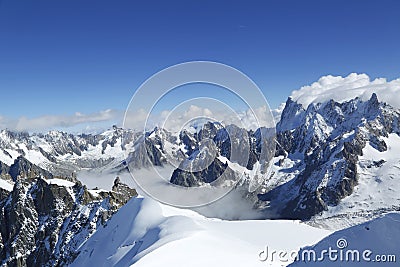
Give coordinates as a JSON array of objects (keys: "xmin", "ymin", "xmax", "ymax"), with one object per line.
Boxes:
[{"xmin": 1, "ymin": 92, "xmax": 400, "ymax": 266}]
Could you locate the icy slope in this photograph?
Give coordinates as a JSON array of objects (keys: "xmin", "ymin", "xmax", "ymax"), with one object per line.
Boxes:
[
  {"xmin": 72, "ymin": 197, "xmax": 331, "ymax": 267},
  {"xmin": 0, "ymin": 179, "xmax": 13, "ymax": 191},
  {"xmin": 290, "ymin": 213, "xmax": 400, "ymax": 266}
]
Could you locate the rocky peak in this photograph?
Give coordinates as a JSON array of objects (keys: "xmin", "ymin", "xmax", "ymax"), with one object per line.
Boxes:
[
  {"xmin": 179, "ymin": 130, "xmax": 198, "ymax": 156},
  {"xmin": 198, "ymin": 121, "xmax": 222, "ymax": 141},
  {"xmin": 9, "ymin": 156, "xmax": 53, "ymax": 181},
  {"xmin": 110, "ymin": 177, "xmax": 137, "ymax": 208},
  {"xmin": 0, "ymin": 175, "xmax": 137, "ymax": 266},
  {"xmin": 0, "ymin": 161, "xmax": 10, "ymax": 181},
  {"xmin": 368, "ymin": 92, "xmax": 379, "ymax": 108},
  {"xmin": 44, "ymin": 131, "xmax": 83, "ymax": 156},
  {"xmin": 170, "ymin": 156, "xmax": 235, "ymax": 187},
  {"xmin": 259, "ymin": 95, "xmax": 400, "ymax": 220},
  {"xmin": 277, "ymin": 97, "xmax": 306, "ymax": 132}
]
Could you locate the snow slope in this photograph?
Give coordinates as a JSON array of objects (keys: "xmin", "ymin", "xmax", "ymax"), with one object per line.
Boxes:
[
  {"xmin": 290, "ymin": 213, "xmax": 400, "ymax": 266},
  {"xmin": 0, "ymin": 179, "xmax": 13, "ymax": 191},
  {"xmin": 72, "ymin": 197, "xmax": 331, "ymax": 267},
  {"xmin": 44, "ymin": 178, "xmax": 76, "ymax": 187}
]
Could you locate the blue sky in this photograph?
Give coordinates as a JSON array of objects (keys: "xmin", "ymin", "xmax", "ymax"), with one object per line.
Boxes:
[{"xmin": 0, "ymin": 0, "xmax": 399, "ymax": 131}]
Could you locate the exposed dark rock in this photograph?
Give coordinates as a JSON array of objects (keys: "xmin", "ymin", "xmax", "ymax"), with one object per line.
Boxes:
[
  {"xmin": 169, "ymin": 122, "xmax": 275, "ymax": 189},
  {"xmin": 9, "ymin": 156, "xmax": 53, "ymax": 181},
  {"xmin": 114, "ymin": 176, "xmax": 121, "ymax": 187},
  {"xmin": 109, "ymin": 177, "xmax": 137, "ymax": 209},
  {"xmin": 198, "ymin": 121, "xmax": 222, "ymax": 141},
  {"xmin": 44, "ymin": 131, "xmax": 83, "ymax": 156},
  {"xmin": 101, "ymin": 128, "xmax": 121, "ymax": 154},
  {"xmin": 179, "ymin": 130, "xmax": 198, "ymax": 156},
  {"xmin": 0, "ymin": 181, "xmax": 38, "ymax": 267},
  {"xmin": 369, "ymin": 135, "xmax": 387, "ymax": 152},
  {"xmin": 259, "ymin": 94, "xmax": 400, "ymax": 220},
  {"xmin": 0, "ymin": 189, "xmax": 9, "ymax": 203},
  {"xmin": 126, "ymin": 137, "xmax": 167, "ymax": 169},
  {"xmin": 0, "ymin": 175, "xmax": 137, "ymax": 266},
  {"xmin": 170, "ymin": 157, "xmax": 236, "ymax": 187},
  {"xmin": 368, "ymin": 159, "xmax": 386, "ymax": 168},
  {"xmin": 38, "ymin": 147, "xmax": 57, "ymax": 163},
  {"xmin": 0, "ymin": 161, "xmax": 10, "ymax": 180}
]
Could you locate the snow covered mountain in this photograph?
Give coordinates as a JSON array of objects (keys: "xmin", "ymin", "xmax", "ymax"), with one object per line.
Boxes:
[
  {"xmin": 1, "ymin": 87, "xmax": 400, "ymax": 266},
  {"xmin": 0, "ymin": 126, "xmax": 137, "ymax": 178},
  {"xmin": 0, "ymin": 176, "xmax": 137, "ymax": 266},
  {"xmin": 259, "ymin": 93, "xmax": 400, "ymax": 226},
  {"xmin": 1, "ymin": 92, "xmax": 400, "ymax": 225},
  {"xmin": 71, "ymin": 196, "xmax": 331, "ymax": 267}
]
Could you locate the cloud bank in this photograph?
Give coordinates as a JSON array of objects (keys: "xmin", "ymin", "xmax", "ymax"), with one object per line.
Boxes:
[
  {"xmin": 0, "ymin": 109, "xmax": 121, "ymax": 133},
  {"xmin": 1, "ymin": 104, "xmax": 276, "ymax": 133},
  {"xmin": 290, "ymin": 73, "xmax": 400, "ymax": 109},
  {"xmin": 124, "ymin": 104, "xmax": 276, "ymax": 132},
  {"xmin": 3, "ymin": 73, "xmax": 399, "ymax": 133}
]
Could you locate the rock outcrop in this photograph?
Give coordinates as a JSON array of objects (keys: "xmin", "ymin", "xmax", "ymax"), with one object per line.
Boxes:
[
  {"xmin": 258, "ymin": 93, "xmax": 400, "ymax": 219},
  {"xmin": 0, "ymin": 176, "xmax": 137, "ymax": 266}
]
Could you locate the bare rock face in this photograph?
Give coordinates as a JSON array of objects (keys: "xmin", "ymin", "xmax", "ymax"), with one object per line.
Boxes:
[
  {"xmin": 169, "ymin": 122, "xmax": 275, "ymax": 189},
  {"xmin": 0, "ymin": 161, "xmax": 10, "ymax": 181},
  {"xmin": 258, "ymin": 93, "xmax": 400, "ymax": 220},
  {"xmin": 0, "ymin": 175, "xmax": 137, "ymax": 266},
  {"xmin": 9, "ymin": 156, "xmax": 54, "ymax": 181},
  {"xmin": 109, "ymin": 177, "xmax": 138, "ymax": 209},
  {"xmin": 170, "ymin": 157, "xmax": 235, "ymax": 187}
]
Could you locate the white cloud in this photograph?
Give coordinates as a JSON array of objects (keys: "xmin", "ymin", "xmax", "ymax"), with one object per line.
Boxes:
[
  {"xmin": 123, "ymin": 108, "xmax": 150, "ymax": 131},
  {"xmin": 290, "ymin": 73, "xmax": 400, "ymax": 109},
  {"xmin": 123, "ymin": 103, "xmax": 276, "ymax": 133},
  {"xmin": 238, "ymin": 105, "xmax": 277, "ymax": 129},
  {"xmin": 161, "ymin": 105, "xmax": 275, "ymax": 132},
  {"xmin": 1, "ymin": 104, "xmax": 276, "ymax": 134},
  {"xmin": 161, "ymin": 105, "xmax": 217, "ymax": 132},
  {"xmin": 0, "ymin": 109, "xmax": 121, "ymax": 132}
]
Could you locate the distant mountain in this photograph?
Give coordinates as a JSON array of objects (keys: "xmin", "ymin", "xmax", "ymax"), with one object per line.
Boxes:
[
  {"xmin": 168, "ymin": 122, "xmax": 275, "ymax": 188},
  {"xmin": 0, "ymin": 92, "xmax": 399, "ymax": 241},
  {"xmin": 0, "ymin": 126, "xmax": 137, "ymax": 178},
  {"xmin": 120, "ymin": 93, "xmax": 400, "ymax": 226}
]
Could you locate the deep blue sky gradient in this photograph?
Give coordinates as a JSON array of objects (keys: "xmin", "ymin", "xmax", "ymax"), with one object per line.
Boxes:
[{"xmin": 0, "ymin": 0, "xmax": 399, "ymax": 118}]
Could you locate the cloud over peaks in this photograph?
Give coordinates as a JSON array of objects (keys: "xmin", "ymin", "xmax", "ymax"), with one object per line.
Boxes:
[
  {"xmin": 290, "ymin": 73, "xmax": 400, "ymax": 109},
  {"xmin": 0, "ymin": 109, "xmax": 121, "ymax": 132}
]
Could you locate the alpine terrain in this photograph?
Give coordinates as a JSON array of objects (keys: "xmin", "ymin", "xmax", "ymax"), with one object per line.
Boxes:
[{"xmin": 1, "ymin": 92, "xmax": 399, "ymax": 266}]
